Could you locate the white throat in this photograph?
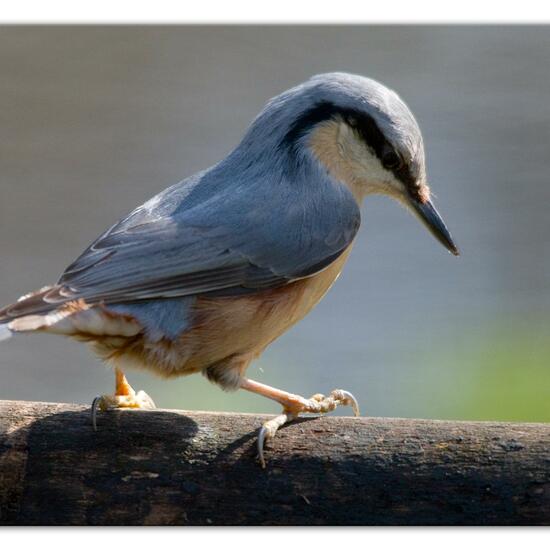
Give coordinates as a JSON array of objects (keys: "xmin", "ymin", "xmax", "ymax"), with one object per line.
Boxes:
[{"xmin": 307, "ymin": 119, "xmax": 407, "ymax": 204}]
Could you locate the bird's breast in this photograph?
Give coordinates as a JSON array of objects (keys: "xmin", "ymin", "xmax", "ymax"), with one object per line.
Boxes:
[{"xmin": 182, "ymin": 245, "xmax": 353, "ymax": 365}]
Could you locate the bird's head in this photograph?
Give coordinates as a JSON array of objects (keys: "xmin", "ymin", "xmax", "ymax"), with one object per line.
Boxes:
[{"xmin": 248, "ymin": 72, "xmax": 459, "ymax": 256}]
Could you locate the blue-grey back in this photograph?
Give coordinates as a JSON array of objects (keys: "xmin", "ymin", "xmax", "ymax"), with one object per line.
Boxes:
[{"xmin": 55, "ymin": 76, "xmax": 366, "ymax": 304}]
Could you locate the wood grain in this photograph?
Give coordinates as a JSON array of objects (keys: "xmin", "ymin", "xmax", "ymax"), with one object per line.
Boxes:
[{"xmin": 0, "ymin": 400, "xmax": 548, "ymax": 525}]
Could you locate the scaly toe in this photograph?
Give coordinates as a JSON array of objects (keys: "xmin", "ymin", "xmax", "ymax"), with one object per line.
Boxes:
[
  {"xmin": 301, "ymin": 389, "xmax": 360, "ymax": 416},
  {"xmin": 91, "ymin": 395, "xmax": 116, "ymax": 431},
  {"xmin": 330, "ymin": 389, "xmax": 360, "ymax": 416},
  {"xmin": 257, "ymin": 412, "xmax": 295, "ymax": 468},
  {"xmin": 133, "ymin": 390, "xmax": 156, "ymax": 409},
  {"xmin": 91, "ymin": 390, "xmax": 156, "ymax": 431},
  {"xmin": 255, "ymin": 388, "xmax": 360, "ymax": 468}
]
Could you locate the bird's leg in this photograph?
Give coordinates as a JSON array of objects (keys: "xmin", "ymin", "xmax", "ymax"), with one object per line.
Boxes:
[
  {"xmin": 239, "ymin": 378, "xmax": 360, "ymax": 468},
  {"xmin": 91, "ymin": 367, "xmax": 155, "ymax": 430}
]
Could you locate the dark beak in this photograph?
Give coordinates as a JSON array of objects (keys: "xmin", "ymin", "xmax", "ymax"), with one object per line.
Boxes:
[{"xmin": 410, "ymin": 198, "xmax": 460, "ymax": 256}]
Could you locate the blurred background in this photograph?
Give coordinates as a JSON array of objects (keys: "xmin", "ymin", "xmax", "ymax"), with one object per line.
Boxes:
[{"xmin": 0, "ymin": 26, "xmax": 548, "ymax": 421}]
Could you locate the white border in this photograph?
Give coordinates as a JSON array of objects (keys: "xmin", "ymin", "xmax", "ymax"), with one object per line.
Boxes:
[
  {"xmin": 0, "ymin": 1, "xmax": 549, "ymax": 23},
  {"xmin": 0, "ymin": 3, "xmax": 548, "ymax": 540},
  {"xmin": 0, "ymin": 528, "xmax": 547, "ymax": 545}
]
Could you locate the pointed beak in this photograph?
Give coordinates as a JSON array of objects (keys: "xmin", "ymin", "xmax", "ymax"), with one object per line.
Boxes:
[{"xmin": 410, "ymin": 197, "xmax": 460, "ymax": 256}]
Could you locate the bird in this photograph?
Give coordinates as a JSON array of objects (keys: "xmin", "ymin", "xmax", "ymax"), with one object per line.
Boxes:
[{"xmin": 0, "ymin": 72, "xmax": 458, "ymax": 466}]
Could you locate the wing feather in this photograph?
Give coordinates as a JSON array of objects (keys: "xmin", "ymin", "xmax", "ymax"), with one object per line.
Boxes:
[{"xmin": 50, "ymin": 164, "xmax": 361, "ymax": 307}]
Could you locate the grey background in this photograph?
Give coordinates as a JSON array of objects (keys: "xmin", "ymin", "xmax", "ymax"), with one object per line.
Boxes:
[{"xmin": 0, "ymin": 26, "xmax": 548, "ymax": 420}]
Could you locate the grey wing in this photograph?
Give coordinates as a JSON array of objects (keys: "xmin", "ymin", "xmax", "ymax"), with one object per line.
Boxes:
[{"xmin": 47, "ymin": 169, "xmax": 360, "ymax": 306}]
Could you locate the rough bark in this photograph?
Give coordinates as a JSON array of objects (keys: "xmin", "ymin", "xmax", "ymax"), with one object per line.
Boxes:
[{"xmin": 0, "ymin": 399, "xmax": 548, "ymax": 525}]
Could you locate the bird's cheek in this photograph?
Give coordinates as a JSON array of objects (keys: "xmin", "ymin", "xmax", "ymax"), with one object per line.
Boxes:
[{"xmin": 361, "ymin": 178, "xmax": 400, "ymax": 199}]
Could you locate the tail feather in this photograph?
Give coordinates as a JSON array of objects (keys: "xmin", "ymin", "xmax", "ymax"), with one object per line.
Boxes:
[
  {"xmin": 0, "ymin": 285, "xmax": 61, "ymax": 323},
  {"xmin": 1, "ymin": 282, "xmax": 145, "ymax": 341},
  {"xmin": 0, "ymin": 323, "xmax": 12, "ymax": 342},
  {"xmin": 1, "ymin": 288, "xmax": 143, "ymax": 339},
  {"xmin": 0, "ymin": 285, "xmax": 65, "ymax": 337}
]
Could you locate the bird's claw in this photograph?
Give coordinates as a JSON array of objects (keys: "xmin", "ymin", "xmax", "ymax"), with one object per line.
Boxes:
[
  {"xmin": 91, "ymin": 390, "xmax": 156, "ymax": 431},
  {"xmin": 257, "ymin": 412, "xmax": 296, "ymax": 468},
  {"xmin": 326, "ymin": 389, "xmax": 360, "ymax": 417},
  {"xmin": 91, "ymin": 395, "xmax": 102, "ymax": 432},
  {"xmin": 257, "ymin": 388, "xmax": 360, "ymax": 468}
]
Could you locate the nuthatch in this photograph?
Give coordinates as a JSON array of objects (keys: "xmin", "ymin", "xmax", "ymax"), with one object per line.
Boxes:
[{"xmin": 0, "ymin": 73, "xmax": 458, "ymax": 466}]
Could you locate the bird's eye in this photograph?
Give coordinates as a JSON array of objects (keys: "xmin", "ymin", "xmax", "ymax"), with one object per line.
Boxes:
[{"xmin": 382, "ymin": 150, "xmax": 402, "ymax": 170}]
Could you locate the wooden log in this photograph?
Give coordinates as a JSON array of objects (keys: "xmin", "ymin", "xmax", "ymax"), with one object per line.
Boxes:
[{"xmin": 0, "ymin": 399, "xmax": 548, "ymax": 525}]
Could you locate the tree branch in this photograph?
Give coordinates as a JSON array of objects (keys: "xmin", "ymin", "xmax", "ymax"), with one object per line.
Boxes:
[{"xmin": 0, "ymin": 400, "xmax": 548, "ymax": 525}]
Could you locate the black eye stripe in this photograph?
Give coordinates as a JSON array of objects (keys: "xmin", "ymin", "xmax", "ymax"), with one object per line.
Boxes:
[
  {"xmin": 281, "ymin": 102, "xmax": 386, "ymax": 157},
  {"xmin": 281, "ymin": 101, "xmax": 418, "ymax": 191}
]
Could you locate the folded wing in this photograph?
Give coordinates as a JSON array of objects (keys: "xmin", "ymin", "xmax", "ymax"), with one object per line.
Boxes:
[{"xmin": 1, "ymin": 166, "xmax": 360, "ymax": 320}]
